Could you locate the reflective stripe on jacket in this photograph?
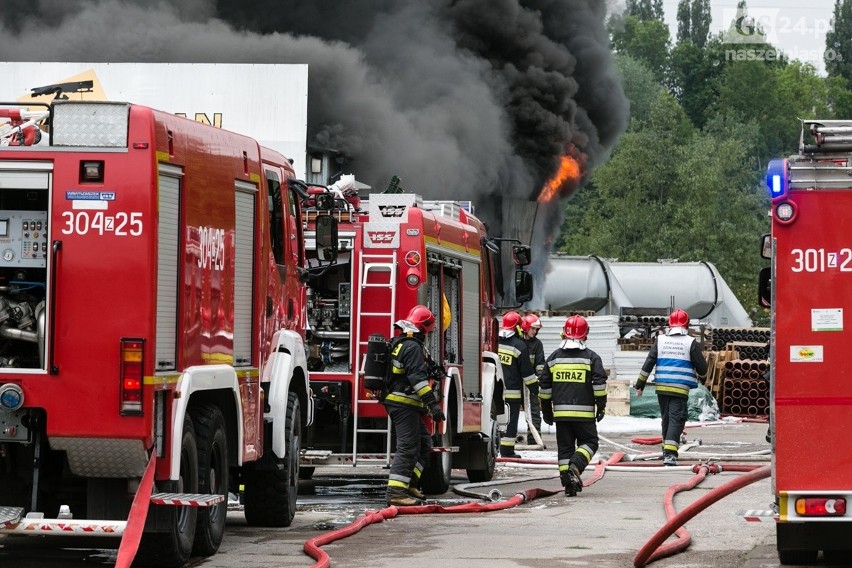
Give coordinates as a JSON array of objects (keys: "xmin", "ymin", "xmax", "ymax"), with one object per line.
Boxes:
[
  {"xmin": 498, "ymin": 333, "xmax": 537, "ymax": 400},
  {"xmin": 540, "ymin": 347, "xmax": 607, "ymax": 421},
  {"xmin": 383, "ymin": 334, "xmax": 434, "ymax": 412},
  {"xmin": 636, "ymin": 332, "xmax": 707, "ymax": 398}
]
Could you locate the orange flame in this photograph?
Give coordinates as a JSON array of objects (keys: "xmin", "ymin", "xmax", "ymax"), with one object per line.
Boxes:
[{"xmin": 537, "ymin": 154, "xmax": 583, "ymax": 203}]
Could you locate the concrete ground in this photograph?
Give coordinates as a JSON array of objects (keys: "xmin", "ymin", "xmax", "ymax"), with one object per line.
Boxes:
[{"xmin": 4, "ymin": 417, "xmax": 826, "ymax": 568}]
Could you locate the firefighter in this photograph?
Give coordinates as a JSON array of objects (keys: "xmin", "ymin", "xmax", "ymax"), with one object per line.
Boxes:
[
  {"xmin": 522, "ymin": 313, "xmax": 545, "ymax": 447},
  {"xmin": 498, "ymin": 311, "xmax": 538, "ymax": 458},
  {"xmin": 634, "ymin": 308, "xmax": 708, "ymax": 466},
  {"xmin": 382, "ymin": 305, "xmax": 446, "ymax": 506},
  {"xmin": 539, "ymin": 315, "xmax": 607, "ymax": 496}
]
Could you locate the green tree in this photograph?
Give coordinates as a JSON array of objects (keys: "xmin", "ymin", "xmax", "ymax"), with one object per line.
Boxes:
[
  {"xmin": 666, "ymin": 115, "xmax": 768, "ymax": 305},
  {"xmin": 825, "ymin": 0, "xmax": 852, "ymax": 82},
  {"xmin": 626, "ymin": 0, "xmax": 665, "ymax": 21},
  {"xmin": 614, "ymin": 54, "xmax": 663, "ymax": 127},
  {"xmin": 713, "ymin": 60, "xmax": 834, "ymax": 160},
  {"xmin": 668, "ymin": 36, "xmax": 728, "ymax": 128},
  {"xmin": 826, "ymin": 75, "xmax": 852, "ymax": 117},
  {"xmin": 676, "ymin": 0, "xmax": 711, "ymax": 47},
  {"xmin": 776, "ymin": 61, "xmax": 832, "ymax": 123},
  {"xmin": 557, "ymin": 92, "xmax": 692, "ymax": 259},
  {"xmin": 676, "ymin": 0, "xmax": 691, "ymax": 44},
  {"xmin": 610, "ymin": 15, "xmax": 671, "ymax": 82}
]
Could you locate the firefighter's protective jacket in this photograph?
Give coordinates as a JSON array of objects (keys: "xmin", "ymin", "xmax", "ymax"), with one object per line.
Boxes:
[
  {"xmin": 498, "ymin": 331, "xmax": 537, "ymax": 400},
  {"xmin": 635, "ymin": 329, "xmax": 708, "ymax": 398},
  {"xmin": 383, "ymin": 334, "xmax": 437, "ymax": 412},
  {"xmin": 540, "ymin": 344, "xmax": 607, "ymax": 421},
  {"xmin": 527, "ymin": 336, "xmax": 546, "ymax": 382}
]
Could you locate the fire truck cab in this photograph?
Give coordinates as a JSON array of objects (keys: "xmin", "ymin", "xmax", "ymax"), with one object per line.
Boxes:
[
  {"xmin": 0, "ymin": 99, "xmax": 323, "ymax": 567},
  {"xmin": 299, "ymin": 178, "xmax": 532, "ymax": 493},
  {"xmin": 761, "ymin": 119, "xmax": 852, "ymax": 564}
]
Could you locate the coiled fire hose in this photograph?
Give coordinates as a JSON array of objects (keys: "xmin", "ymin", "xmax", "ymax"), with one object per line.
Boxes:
[{"xmin": 632, "ymin": 463, "xmax": 771, "ymax": 567}]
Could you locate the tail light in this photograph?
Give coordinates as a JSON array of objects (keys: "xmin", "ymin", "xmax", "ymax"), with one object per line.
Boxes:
[
  {"xmin": 120, "ymin": 338, "xmax": 144, "ymax": 415},
  {"xmin": 795, "ymin": 497, "xmax": 847, "ymax": 517}
]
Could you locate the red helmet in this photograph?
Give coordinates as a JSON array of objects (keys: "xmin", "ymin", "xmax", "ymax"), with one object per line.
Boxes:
[
  {"xmin": 522, "ymin": 314, "xmax": 542, "ymax": 334},
  {"xmin": 406, "ymin": 305, "xmax": 436, "ymax": 333},
  {"xmin": 501, "ymin": 311, "xmax": 523, "ymax": 330},
  {"xmin": 562, "ymin": 315, "xmax": 589, "ymax": 340},
  {"xmin": 668, "ymin": 308, "xmax": 689, "ymax": 328}
]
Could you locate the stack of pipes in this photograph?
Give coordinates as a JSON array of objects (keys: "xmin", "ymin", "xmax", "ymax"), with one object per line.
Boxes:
[{"xmin": 720, "ymin": 359, "xmax": 769, "ymax": 416}]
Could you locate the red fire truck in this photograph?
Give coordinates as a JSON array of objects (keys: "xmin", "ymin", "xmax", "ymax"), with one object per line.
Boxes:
[
  {"xmin": 0, "ymin": 98, "xmax": 326, "ymax": 566},
  {"xmin": 298, "ymin": 178, "xmax": 532, "ymax": 493},
  {"xmin": 760, "ymin": 119, "xmax": 852, "ymax": 564}
]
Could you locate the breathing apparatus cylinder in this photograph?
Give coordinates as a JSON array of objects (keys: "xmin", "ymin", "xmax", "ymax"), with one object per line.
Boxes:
[{"xmin": 363, "ymin": 334, "xmax": 390, "ymax": 391}]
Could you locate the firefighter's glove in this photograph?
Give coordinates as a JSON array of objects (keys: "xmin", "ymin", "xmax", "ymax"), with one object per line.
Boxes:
[
  {"xmin": 527, "ymin": 382, "xmax": 539, "ymax": 398},
  {"xmin": 596, "ymin": 407, "xmax": 606, "ymax": 423},
  {"xmin": 541, "ymin": 401, "xmax": 554, "ymax": 425},
  {"xmin": 429, "ymin": 404, "xmax": 446, "ymax": 423}
]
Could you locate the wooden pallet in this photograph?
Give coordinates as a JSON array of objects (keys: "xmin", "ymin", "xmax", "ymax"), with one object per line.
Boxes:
[{"xmin": 704, "ymin": 348, "xmax": 740, "ymax": 399}]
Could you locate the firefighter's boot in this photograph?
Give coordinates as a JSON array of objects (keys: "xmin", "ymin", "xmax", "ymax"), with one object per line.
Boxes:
[
  {"xmin": 407, "ymin": 483, "xmax": 425, "ymax": 500},
  {"xmin": 387, "ymin": 488, "xmax": 423, "ymax": 507},
  {"xmin": 500, "ymin": 441, "xmax": 521, "ymax": 459},
  {"xmin": 561, "ymin": 465, "xmax": 583, "ymax": 497},
  {"xmin": 663, "ymin": 451, "xmax": 678, "ymax": 466}
]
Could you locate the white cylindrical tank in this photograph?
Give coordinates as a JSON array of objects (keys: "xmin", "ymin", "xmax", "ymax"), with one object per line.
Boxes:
[
  {"xmin": 541, "ymin": 255, "xmax": 751, "ymax": 327},
  {"xmin": 540, "ymin": 255, "xmax": 610, "ymax": 312}
]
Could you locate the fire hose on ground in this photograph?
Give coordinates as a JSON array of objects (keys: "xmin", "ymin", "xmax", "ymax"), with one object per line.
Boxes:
[
  {"xmin": 303, "ymin": 486, "xmax": 560, "ymax": 568},
  {"xmin": 303, "ymin": 398, "xmax": 771, "ymax": 567},
  {"xmin": 632, "ymin": 463, "xmax": 771, "ymax": 567},
  {"xmin": 302, "ymin": 451, "xmax": 769, "ymax": 567}
]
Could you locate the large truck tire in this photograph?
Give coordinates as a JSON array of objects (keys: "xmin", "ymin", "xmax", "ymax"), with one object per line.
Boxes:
[
  {"xmin": 135, "ymin": 415, "xmax": 198, "ymax": 568},
  {"xmin": 190, "ymin": 403, "xmax": 228, "ymax": 557},
  {"xmin": 421, "ymin": 411, "xmax": 452, "ymax": 495},
  {"xmin": 244, "ymin": 392, "xmax": 300, "ymax": 527},
  {"xmin": 466, "ymin": 420, "xmax": 497, "ymax": 483}
]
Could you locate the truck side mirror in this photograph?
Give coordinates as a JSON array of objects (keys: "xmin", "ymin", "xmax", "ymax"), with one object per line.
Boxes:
[
  {"xmin": 758, "ymin": 266, "xmax": 771, "ymax": 307},
  {"xmin": 315, "ymin": 215, "xmax": 338, "ymax": 262},
  {"xmin": 515, "ymin": 270, "xmax": 533, "ymax": 303},
  {"xmin": 761, "ymin": 234, "xmax": 771, "ymax": 260},
  {"xmin": 512, "ymin": 245, "xmax": 531, "ymax": 267}
]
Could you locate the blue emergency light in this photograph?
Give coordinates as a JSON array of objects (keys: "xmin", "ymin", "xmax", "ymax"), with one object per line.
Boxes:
[{"xmin": 766, "ymin": 158, "xmax": 789, "ymax": 199}]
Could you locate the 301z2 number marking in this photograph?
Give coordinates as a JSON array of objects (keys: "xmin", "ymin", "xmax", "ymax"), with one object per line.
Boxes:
[{"xmin": 790, "ymin": 248, "xmax": 852, "ymax": 272}]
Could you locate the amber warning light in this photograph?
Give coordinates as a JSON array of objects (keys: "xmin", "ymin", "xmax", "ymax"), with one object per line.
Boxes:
[{"xmin": 120, "ymin": 338, "xmax": 144, "ymax": 415}]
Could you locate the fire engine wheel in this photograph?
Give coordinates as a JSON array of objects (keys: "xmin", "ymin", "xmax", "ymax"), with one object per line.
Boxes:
[
  {"xmin": 466, "ymin": 419, "xmax": 497, "ymax": 483},
  {"xmin": 243, "ymin": 392, "xmax": 300, "ymax": 527},
  {"xmin": 190, "ymin": 403, "xmax": 228, "ymax": 557},
  {"xmin": 421, "ymin": 411, "xmax": 453, "ymax": 495},
  {"xmin": 135, "ymin": 414, "xmax": 199, "ymax": 568}
]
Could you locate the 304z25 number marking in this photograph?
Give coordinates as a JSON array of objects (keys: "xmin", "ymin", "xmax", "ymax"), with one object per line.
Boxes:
[{"xmin": 60, "ymin": 211, "xmax": 143, "ymax": 236}]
